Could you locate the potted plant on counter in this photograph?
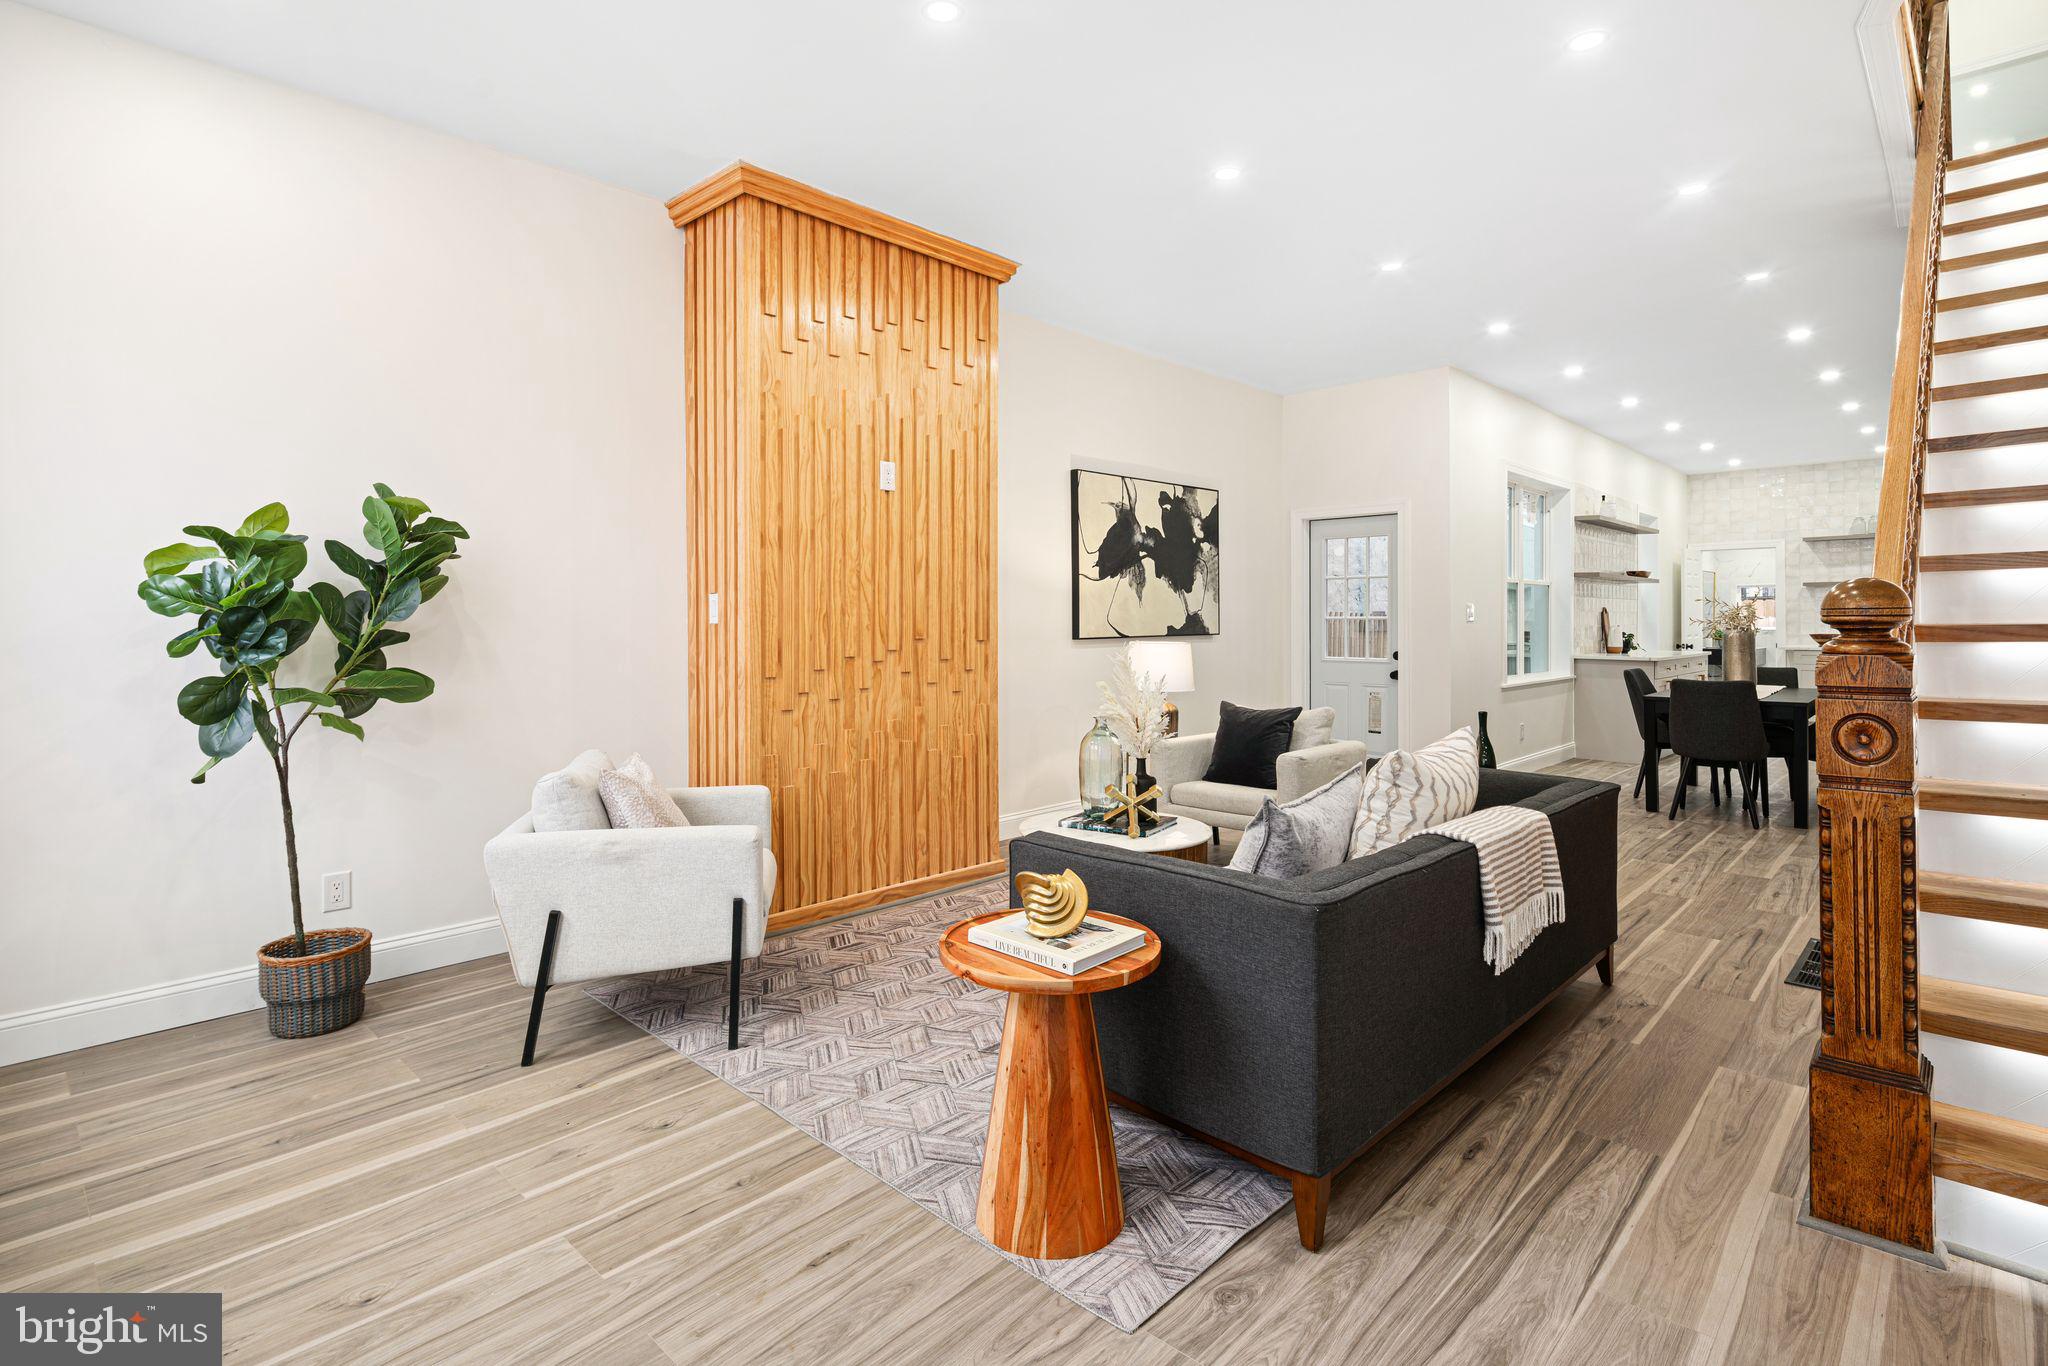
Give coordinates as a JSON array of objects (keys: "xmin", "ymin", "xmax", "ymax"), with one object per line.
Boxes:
[{"xmin": 137, "ymin": 486, "xmax": 467, "ymax": 1037}]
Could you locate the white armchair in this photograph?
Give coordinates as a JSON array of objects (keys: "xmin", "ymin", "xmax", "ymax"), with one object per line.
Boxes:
[
  {"xmin": 484, "ymin": 784, "xmax": 776, "ymax": 1063},
  {"xmin": 1151, "ymin": 707, "xmax": 1370, "ymax": 839}
]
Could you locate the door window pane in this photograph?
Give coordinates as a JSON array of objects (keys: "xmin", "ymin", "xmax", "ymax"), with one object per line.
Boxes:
[
  {"xmin": 1367, "ymin": 535, "xmax": 1389, "ymax": 577},
  {"xmin": 1325, "ymin": 540, "xmax": 1344, "ymax": 576},
  {"xmin": 1346, "ymin": 537, "xmax": 1366, "ymax": 574}
]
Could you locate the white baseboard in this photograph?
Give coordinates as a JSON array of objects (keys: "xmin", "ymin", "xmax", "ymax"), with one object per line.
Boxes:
[
  {"xmin": 1502, "ymin": 742, "xmax": 1577, "ymax": 772},
  {"xmin": 0, "ymin": 917, "xmax": 508, "ymax": 1067},
  {"xmin": 999, "ymin": 799, "xmax": 1077, "ymax": 841}
]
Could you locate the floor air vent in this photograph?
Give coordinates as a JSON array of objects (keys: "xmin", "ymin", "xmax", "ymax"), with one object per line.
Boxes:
[{"xmin": 1785, "ymin": 938, "xmax": 1823, "ymax": 991}]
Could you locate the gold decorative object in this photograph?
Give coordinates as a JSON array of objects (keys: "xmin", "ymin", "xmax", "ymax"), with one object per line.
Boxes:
[
  {"xmin": 1016, "ymin": 869, "xmax": 1090, "ymax": 939},
  {"xmin": 1101, "ymin": 776, "xmax": 1161, "ymax": 839}
]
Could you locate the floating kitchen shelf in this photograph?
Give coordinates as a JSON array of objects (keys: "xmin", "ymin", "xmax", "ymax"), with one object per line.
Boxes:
[
  {"xmin": 1802, "ymin": 531, "xmax": 1878, "ymax": 543},
  {"xmin": 1574, "ymin": 571, "xmax": 1661, "ymax": 583},
  {"xmin": 1575, "ymin": 514, "xmax": 1660, "ymax": 535}
]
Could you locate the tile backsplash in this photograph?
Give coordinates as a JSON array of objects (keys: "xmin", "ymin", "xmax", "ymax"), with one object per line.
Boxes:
[{"xmin": 1685, "ymin": 459, "xmax": 1881, "ymax": 654}]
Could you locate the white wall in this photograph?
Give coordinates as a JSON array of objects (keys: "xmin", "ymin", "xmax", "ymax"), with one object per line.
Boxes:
[
  {"xmin": 998, "ymin": 314, "xmax": 1287, "ymax": 827},
  {"xmin": 1279, "ymin": 368, "xmax": 1457, "ymax": 742},
  {"xmin": 1447, "ymin": 373, "xmax": 1688, "ymax": 767},
  {"xmin": 1279, "ymin": 367, "xmax": 1686, "ymax": 767},
  {"xmin": 0, "ymin": 4, "xmax": 688, "ymax": 1057}
]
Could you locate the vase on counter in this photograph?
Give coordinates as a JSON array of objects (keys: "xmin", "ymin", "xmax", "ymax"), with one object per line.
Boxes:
[
  {"xmin": 1722, "ymin": 630, "xmax": 1757, "ymax": 683},
  {"xmin": 1476, "ymin": 712, "xmax": 1497, "ymax": 769}
]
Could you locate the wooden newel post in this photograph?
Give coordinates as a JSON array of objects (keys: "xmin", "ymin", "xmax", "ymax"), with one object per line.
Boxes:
[{"xmin": 1808, "ymin": 577, "xmax": 1933, "ymax": 1250}]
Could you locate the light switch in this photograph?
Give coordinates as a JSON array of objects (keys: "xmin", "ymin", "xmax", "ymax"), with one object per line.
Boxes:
[
  {"xmin": 879, "ymin": 460, "xmax": 897, "ymax": 492},
  {"xmin": 708, "ymin": 592, "xmax": 719, "ymax": 624},
  {"xmin": 1465, "ymin": 603, "xmax": 1476, "ymax": 622}
]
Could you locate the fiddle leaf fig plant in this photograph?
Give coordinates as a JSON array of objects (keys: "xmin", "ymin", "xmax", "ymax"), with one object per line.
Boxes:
[{"xmin": 138, "ymin": 485, "xmax": 467, "ymax": 955}]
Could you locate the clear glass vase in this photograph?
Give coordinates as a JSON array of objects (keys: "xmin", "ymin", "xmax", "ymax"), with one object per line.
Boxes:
[{"xmin": 1078, "ymin": 718, "xmax": 1123, "ymax": 814}]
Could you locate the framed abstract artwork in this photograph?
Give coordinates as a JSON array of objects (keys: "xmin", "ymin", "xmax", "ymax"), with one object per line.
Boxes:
[{"xmin": 1070, "ymin": 469, "xmax": 1220, "ymax": 639}]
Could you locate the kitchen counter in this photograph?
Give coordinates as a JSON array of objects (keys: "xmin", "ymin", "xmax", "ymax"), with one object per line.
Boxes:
[
  {"xmin": 1573, "ymin": 650, "xmax": 1704, "ymax": 663},
  {"xmin": 1574, "ymin": 651, "xmax": 1709, "ymax": 762}
]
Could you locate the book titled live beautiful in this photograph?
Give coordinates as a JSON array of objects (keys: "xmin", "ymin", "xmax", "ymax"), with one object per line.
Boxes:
[{"xmin": 966, "ymin": 912, "xmax": 1146, "ymax": 975}]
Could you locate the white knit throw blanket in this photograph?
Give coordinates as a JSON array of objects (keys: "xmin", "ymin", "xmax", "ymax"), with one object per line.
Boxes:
[{"xmin": 1428, "ymin": 804, "xmax": 1566, "ymax": 974}]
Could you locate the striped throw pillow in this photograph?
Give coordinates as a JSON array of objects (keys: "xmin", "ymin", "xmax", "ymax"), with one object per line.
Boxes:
[{"xmin": 1348, "ymin": 726, "xmax": 1481, "ymax": 857}]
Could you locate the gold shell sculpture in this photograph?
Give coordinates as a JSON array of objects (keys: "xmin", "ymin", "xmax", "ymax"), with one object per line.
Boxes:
[{"xmin": 1016, "ymin": 869, "xmax": 1090, "ymax": 939}]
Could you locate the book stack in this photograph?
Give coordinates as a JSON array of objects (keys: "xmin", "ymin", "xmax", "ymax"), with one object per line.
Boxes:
[
  {"xmin": 966, "ymin": 912, "xmax": 1146, "ymax": 975},
  {"xmin": 1059, "ymin": 811, "xmax": 1178, "ymax": 838}
]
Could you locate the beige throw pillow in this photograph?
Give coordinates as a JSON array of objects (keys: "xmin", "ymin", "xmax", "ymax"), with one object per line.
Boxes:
[
  {"xmin": 597, "ymin": 754, "xmax": 691, "ymax": 829},
  {"xmin": 531, "ymin": 749, "xmax": 614, "ymax": 832},
  {"xmin": 1348, "ymin": 726, "xmax": 1480, "ymax": 857}
]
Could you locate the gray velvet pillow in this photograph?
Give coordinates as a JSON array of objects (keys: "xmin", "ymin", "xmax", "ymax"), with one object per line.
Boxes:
[{"xmin": 1229, "ymin": 762, "xmax": 1365, "ymax": 879}]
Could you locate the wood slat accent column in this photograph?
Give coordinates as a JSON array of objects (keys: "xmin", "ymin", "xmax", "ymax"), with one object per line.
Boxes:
[
  {"xmin": 1810, "ymin": 582, "xmax": 1932, "ymax": 1249},
  {"xmin": 671, "ymin": 164, "xmax": 1017, "ymax": 933}
]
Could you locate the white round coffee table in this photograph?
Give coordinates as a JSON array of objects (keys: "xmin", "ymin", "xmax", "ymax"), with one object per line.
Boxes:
[{"xmin": 1018, "ymin": 807, "xmax": 1214, "ymax": 863}]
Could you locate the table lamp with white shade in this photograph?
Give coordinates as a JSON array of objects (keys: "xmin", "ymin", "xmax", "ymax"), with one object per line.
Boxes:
[{"xmin": 1128, "ymin": 640, "xmax": 1195, "ymax": 737}]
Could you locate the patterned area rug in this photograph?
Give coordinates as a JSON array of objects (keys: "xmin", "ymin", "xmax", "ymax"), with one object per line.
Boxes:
[{"xmin": 585, "ymin": 878, "xmax": 1289, "ymax": 1332}]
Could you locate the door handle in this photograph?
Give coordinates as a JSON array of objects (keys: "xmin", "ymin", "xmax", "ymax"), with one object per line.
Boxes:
[
  {"xmin": 1393, "ymin": 650, "xmax": 1399, "ymax": 661},
  {"xmin": 1390, "ymin": 669, "xmax": 1399, "ymax": 680}
]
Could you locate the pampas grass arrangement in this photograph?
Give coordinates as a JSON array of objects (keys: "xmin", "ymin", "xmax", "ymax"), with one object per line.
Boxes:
[{"xmin": 1097, "ymin": 643, "xmax": 1170, "ymax": 759}]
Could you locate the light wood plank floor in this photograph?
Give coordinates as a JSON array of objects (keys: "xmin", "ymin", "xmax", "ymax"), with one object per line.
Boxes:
[{"xmin": 4, "ymin": 758, "xmax": 2045, "ymax": 1363}]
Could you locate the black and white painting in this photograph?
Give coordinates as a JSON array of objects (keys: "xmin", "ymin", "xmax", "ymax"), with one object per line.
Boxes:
[{"xmin": 1071, "ymin": 469, "xmax": 1220, "ymax": 639}]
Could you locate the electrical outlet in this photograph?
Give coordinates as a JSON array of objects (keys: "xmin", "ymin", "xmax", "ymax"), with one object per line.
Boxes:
[
  {"xmin": 323, "ymin": 871, "xmax": 352, "ymax": 913},
  {"xmin": 707, "ymin": 592, "xmax": 720, "ymax": 625},
  {"xmin": 879, "ymin": 459, "xmax": 897, "ymax": 492},
  {"xmin": 1519, "ymin": 723, "xmax": 1527, "ymax": 741},
  {"xmin": 1465, "ymin": 603, "xmax": 1476, "ymax": 622}
]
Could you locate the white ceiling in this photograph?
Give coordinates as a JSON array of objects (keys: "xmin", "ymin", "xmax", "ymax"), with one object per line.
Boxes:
[{"xmin": 27, "ymin": 0, "xmax": 1914, "ymax": 474}]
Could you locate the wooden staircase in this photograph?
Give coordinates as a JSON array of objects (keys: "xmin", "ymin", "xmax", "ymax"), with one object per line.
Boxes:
[{"xmin": 1808, "ymin": 0, "xmax": 2048, "ymax": 1260}]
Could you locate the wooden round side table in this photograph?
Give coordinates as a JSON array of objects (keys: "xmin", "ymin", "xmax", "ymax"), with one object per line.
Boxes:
[{"xmin": 939, "ymin": 910, "xmax": 1162, "ymax": 1260}]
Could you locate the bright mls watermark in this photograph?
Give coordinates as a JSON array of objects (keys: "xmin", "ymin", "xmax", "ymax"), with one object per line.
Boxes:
[{"xmin": 5, "ymin": 1295, "xmax": 220, "ymax": 1363}]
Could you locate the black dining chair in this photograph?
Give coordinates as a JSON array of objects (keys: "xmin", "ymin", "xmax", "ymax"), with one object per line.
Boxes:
[
  {"xmin": 1757, "ymin": 666, "xmax": 1803, "ymax": 821},
  {"xmin": 1667, "ymin": 679, "xmax": 1770, "ymax": 828},
  {"xmin": 1623, "ymin": 668, "xmax": 1670, "ymax": 801}
]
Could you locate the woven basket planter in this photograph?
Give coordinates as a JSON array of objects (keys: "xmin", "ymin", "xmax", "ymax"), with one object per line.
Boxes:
[{"xmin": 256, "ymin": 927, "xmax": 372, "ymax": 1038}]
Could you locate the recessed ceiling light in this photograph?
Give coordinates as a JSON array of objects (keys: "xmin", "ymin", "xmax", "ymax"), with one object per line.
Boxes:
[
  {"xmin": 1663, "ymin": 420, "xmax": 1682, "ymax": 433},
  {"xmin": 924, "ymin": 1, "xmax": 961, "ymax": 21},
  {"xmin": 1212, "ymin": 164, "xmax": 1242, "ymax": 182},
  {"xmin": 1727, "ymin": 458, "xmax": 1742, "ymax": 467},
  {"xmin": 1818, "ymin": 368, "xmax": 1841, "ymax": 383},
  {"xmin": 1379, "ymin": 260, "xmax": 1404, "ymax": 272},
  {"xmin": 1841, "ymin": 400, "xmax": 1861, "ymax": 412},
  {"xmin": 1486, "ymin": 320, "xmax": 1511, "ymax": 336},
  {"xmin": 1567, "ymin": 30, "xmax": 1608, "ymax": 53},
  {"xmin": 1620, "ymin": 395, "xmax": 1640, "ymax": 409},
  {"xmin": 1743, "ymin": 270, "xmax": 1771, "ymax": 283},
  {"xmin": 1676, "ymin": 181, "xmax": 1711, "ymax": 197},
  {"xmin": 1859, "ymin": 424, "xmax": 1876, "ymax": 435},
  {"xmin": 1786, "ymin": 325, "xmax": 1813, "ymax": 342},
  {"xmin": 1563, "ymin": 364, "xmax": 1585, "ymax": 379},
  {"xmin": 1969, "ymin": 82, "xmax": 1990, "ymax": 98},
  {"xmin": 1699, "ymin": 442, "xmax": 1716, "ymax": 452}
]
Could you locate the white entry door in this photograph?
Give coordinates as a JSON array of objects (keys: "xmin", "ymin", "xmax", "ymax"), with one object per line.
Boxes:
[{"xmin": 1308, "ymin": 515, "xmax": 1398, "ymax": 753}]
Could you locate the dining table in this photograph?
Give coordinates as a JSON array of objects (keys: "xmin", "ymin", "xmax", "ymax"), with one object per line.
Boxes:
[{"xmin": 1639, "ymin": 684, "xmax": 1818, "ymax": 828}]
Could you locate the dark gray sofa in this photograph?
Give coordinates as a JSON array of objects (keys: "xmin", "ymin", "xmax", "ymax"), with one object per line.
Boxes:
[{"xmin": 1006, "ymin": 767, "xmax": 1617, "ymax": 1249}]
